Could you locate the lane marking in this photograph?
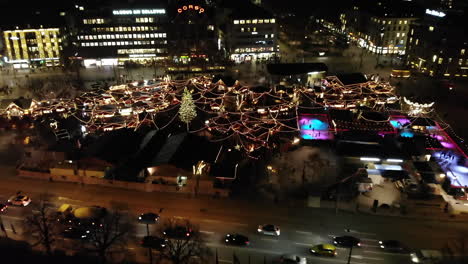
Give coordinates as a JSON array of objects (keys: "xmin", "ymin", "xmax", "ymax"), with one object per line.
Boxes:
[
  {"xmin": 352, "ymin": 255, "xmax": 384, "ymax": 261},
  {"xmin": 364, "ymin": 250, "xmax": 406, "ymax": 256},
  {"xmin": 294, "ymin": 242, "xmax": 311, "ymax": 246},
  {"xmin": 296, "ymin": 230, "xmax": 313, "ymax": 235},
  {"xmin": 361, "ymin": 238, "xmax": 380, "ymax": 242},
  {"xmin": 1, "ymin": 215, "xmax": 24, "ymax": 221},
  {"xmin": 346, "ymin": 230, "xmax": 377, "ymax": 236},
  {"xmin": 200, "ymin": 230, "xmax": 215, "ymax": 234},
  {"xmin": 261, "ymin": 238, "xmax": 279, "ymax": 242},
  {"xmin": 219, "ymin": 260, "xmax": 232, "ymax": 263}
]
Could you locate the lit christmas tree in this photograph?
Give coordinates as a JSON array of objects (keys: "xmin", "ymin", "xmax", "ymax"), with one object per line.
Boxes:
[{"xmin": 178, "ymin": 87, "xmax": 197, "ymax": 130}]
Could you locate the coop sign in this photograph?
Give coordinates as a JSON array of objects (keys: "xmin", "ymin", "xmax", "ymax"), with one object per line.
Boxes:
[{"xmin": 177, "ymin": 5, "xmax": 205, "ymax": 14}]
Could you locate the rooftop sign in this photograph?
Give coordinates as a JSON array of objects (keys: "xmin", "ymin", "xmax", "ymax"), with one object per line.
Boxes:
[
  {"xmin": 113, "ymin": 9, "xmax": 166, "ymax": 15},
  {"xmin": 425, "ymin": 9, "xmax": 446, "ymax": 18}
]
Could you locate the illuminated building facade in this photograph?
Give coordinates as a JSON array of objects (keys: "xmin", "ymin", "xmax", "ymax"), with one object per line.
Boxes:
[
  {"xmin": 76, "ymin": 7, "xmax": 169, "ymax": 67},
  {"xmin": 229, "ymin": 5, "xmax": 278, "ymax": 62},
  {"xmin": 341, "ymin": 1, "xmax": 417, "ymax": 55},
  {"xmin": 406, "ymin": 10, "xmax": 468, "ymax": 78},
  {"xmin": 2, "ymin": 28, "xmax": 62, "ymax": 68},
  {"xmin": 168, "ymin": 0, "xmax": 222, "ymax": 66}
]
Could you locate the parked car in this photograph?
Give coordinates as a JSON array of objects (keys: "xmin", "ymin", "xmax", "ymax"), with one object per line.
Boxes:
[
  {"xmin": 279, "ymin": 254, "xmax": 307, "ymax": 264},
  {"xmin": 310, "ymin": 244, "xmax": 337, "ymax": 257},
  {"xmin": 138, "ymin": 212, "xmax": 160, "ymax": 224},
  {"xmin": 225, "ymin": 233, "xmax": 250, "ymax": 246},
  {"xmin": 379, "ymin": 240, "xmax": 408, "ymax": 253},
  {"xmin": 333, "ymin": 236, "xmax": 361, "ymax": 247},
  {"xmin": 141, "ymin": 236, "xmax": 167, "ymax": 250},
  {"xmin": 257, "ymin": 224, "xmax": 280, "ymax": 236},
  {"xmin": 8, "ymin": 195, "xmax": 31, "ymax": 206}
]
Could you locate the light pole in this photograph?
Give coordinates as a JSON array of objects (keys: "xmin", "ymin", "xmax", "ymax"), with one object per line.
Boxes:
[{"xmin": 347, "ymin": 245, "xmax": 353, "ymax": 264}]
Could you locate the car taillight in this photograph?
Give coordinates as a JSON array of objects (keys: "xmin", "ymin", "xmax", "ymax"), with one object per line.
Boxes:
[
  {"xmin": 186, "ymin": 233, "xmax": 190, "ymax": 237},
  {"xmin": 246, "ymin": 241, "xmax": 250, "ymax": 245}
]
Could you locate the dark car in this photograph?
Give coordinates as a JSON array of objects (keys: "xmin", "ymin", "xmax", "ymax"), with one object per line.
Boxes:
[
  {"xmin": 163, "ymin": 226, "xmax": 193, "ymax": 239},
  {"xmin": 0, "ymin": 203, "xmax": 8, "ymax": 213},
  {"xmin": 379, "ymin": 240, "xmax": 407, "ymax": 253},
  {"xmin": 333, "ymin": 236, "xmax": 361, "ymax": 247},
  {"xmin": 225, "ymin": 233, "xmax": 250, "ymax": 246},
  {"xmin": 62, "ymin": 227, "xmax": 89, "ymax": 240},
  {"xmin": 141, "ymin": 236, "xmax": 167, "ymax": 250},
  {"xmin": 138, "ymin": 212, "xmax": 160, "ymax": 224}
]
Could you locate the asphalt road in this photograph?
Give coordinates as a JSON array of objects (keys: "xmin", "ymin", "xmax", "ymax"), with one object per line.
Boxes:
[{"xmin": 1, "ymin": 172, "xmax": 467, "ymax": 264}]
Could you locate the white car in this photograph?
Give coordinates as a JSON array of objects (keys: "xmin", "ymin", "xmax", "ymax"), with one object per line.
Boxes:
[
  {"xmin": 280, "ymin": 254, "xmax": 307, "ymax": 264},
  {"xmin": 258, "ymin": 224, "xmax": 280, "ymax": 236},
  {"xmin": 8, "ymin": 195, "xmax": 32, "ymax": 206}
]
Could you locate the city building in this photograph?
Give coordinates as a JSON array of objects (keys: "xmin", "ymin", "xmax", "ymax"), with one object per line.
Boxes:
[
  {"xmin": 2, "ymin": 27, "xmax": 62, "ymax": 68},
  {"xmin": 406, "ymin": 9, "xmax": 468, "ymax": 78},
  {"xmin": 75, "ymin": 5, "xmax": 169, "ymax": 67},
  {"xmin": 228, "ymin": 4, "xmax": 278, "ymax": 62},
  {"xmin": 341, "ymin": 0, "xmax": 418, "ymax": 55},
  {"xmin": 159, "ymin": 0, "xmax": 227, "ymax": 75}
]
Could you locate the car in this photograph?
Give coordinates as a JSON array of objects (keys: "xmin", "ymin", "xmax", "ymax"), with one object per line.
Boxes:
[
  {"xmin": 163, "ymin": 226, "xmax": 193, "ymax": 239},
  {"xmin": 0, "ymin": 203, "xmax": 8, "ymax": 213},
  {"xmin": 8, "ymin": 195, "xmax": 32, "ymax": 206},
  {"xmin": 257, "ymin": 224, "xmax": 280, "ymax": 236},
  {"xmin": 310, "ymin": 244, "xmax": 337, "ymax": 257},
  {"xmin": 62, "ymin": 226, "xmax": 90, "ymax": 240},
  {"xmin": 138, "ymin": 212, "xmax": 160, "ymax": 224},
  {"xmin": 333, "ymin": 236, "xmax": 361, "ymax": 247},
  {"xmin": 225, "ymin": 233, "xmax": 250, "ymax": 246},
  {"xmin": 141, "ymin": 236, "xmax": 167, "ymax": 250},
  {"xmin": 279, "ymin": 254, "xmax": 307, "ymax": 264},
  {"xmin": 379, "ymin": 240, "xmax": 407, "ymax": 253}
]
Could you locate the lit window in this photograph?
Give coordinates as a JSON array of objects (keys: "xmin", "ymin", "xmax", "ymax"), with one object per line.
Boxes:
[
  {"xmin": 253, "ymin": 27, "xmax": 256, "ymax": 31},
  {"xmin": 461, "ymin": 49, "xmax": 466, "ymax": 55},
  {"xmin": 246, "ymin": 20, "xmax": 251, "ymax": 24},
  {"xmin": 438, "ymin": 58, "xmax": 443, "ymax": 64},
  {"xmin": 241, "ymin": 28, "xmax": 244, "ymax": 32},
  {"xmin": 432, "ymin": 55, "xmax": 437, "ymax": 62},
  {"xmin": 252, "ymin": 19, "xmax": 257, "ymax": 24},
  {"xmin": 234, "ymin": 20, "xmax": 239, "ymax": 24},
  {"xmin": 265, "ymin": 34, "xmax": 268, "ymax": 38},
  {"xmin": 429, "ymin": 26, "xmax": 434, "ymax": 32},
  {"xmin": 270, "ymin": 18, "xmax": 275, "ymax": 23},
  {"xmin": 402, "ymin": 33, "xmax": 405, "ymax": 37},
  {"xmin": 264, "ymin": 19, "xmax": 270, "ymax": 23},
  {"xmin": 258, "ymin": 19, "xmax": 263, "ymax": 23},
  {"xmin": 388, "ymin": 21, "xmax": 392, "ymax": 24},
  {"xmin": 240, "ymin": 20, "xmax": 245, "ymax": 24},
  {"xmin": 399, "ymin": 20, "xmax": 402, "ymax": 24},
  {"xmin": 399, "ymin": 39, "xmax": 404, "ymax": 44},
  {"xmin": 271, "ymin": 34, "xmax": 274, "ymax": 38},
  {"xmin": 411, "ymin": 29, "xmax": 414, "ymax": 35},
  {"xmin": 397, "ymin": 33, "xmax": 400, "ymax": 37},
  {"xmin": 459, "ymin": 59, "xmax": 463, "ymax": 65}
]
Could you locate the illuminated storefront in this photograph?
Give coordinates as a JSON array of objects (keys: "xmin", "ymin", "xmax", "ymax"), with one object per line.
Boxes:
[
  {"xmin": 3, "ymin": 28, "xmax": 61, "ymax": 68},
  {"xmin": 76, "ymin": 8, "xmax": 169, "ymax": 67},
  {"xmin": 230, "ymin": 16, "xmax": 278, "ymax": 62}
]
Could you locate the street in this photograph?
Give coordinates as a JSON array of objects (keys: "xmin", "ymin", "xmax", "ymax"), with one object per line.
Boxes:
[{"xmin": 0, "ymin": 169, "xmax": 467, "ymax": 263}]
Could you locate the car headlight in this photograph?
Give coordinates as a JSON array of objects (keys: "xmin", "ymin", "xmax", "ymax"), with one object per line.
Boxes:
[
  {"xmin": 380, "ymin": 245, "xmax": 384, "ymax": 248},
  {"xmin": 333, "ymin": 241, "xmax": 337, "ymax": 244},
  {"xmin": 225, "ymin": 239, "xmax": 229, "ymax": 242},
  {"xmin": 357, "ymin": 243, "xmax": 361, "ymax": 247},
  {"xmin": 311, "ymin": 250, "xmax": 316, "ymax": 253},
  {"xmin": 379, "ymin": 241, "xmax": 383, "ymax": 244},
  {"xmin": 138, "ymin": 217, "xmax": 142, "ymax": 220},
  {"xmin": 257, "ymin": 229, "xmax": 262, "ymax": 232}
]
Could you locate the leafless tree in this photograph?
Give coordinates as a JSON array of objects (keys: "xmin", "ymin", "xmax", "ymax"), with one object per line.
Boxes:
[
  {"xmin": 155, "ymin": 218, "xmax": 211, "ymax": 264},
  {"xmin": 23, "ymin": 193, "xmax": 58, "ymax": 256},
  {"xmin": 85, "ymin": 210, "xmax": 132, "ymax": 264}
]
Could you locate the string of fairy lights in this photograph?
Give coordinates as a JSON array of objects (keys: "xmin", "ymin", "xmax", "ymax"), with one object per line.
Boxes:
[{"xmin": 1, "ymin": 75, "xmax": 466, "ymax": 156}]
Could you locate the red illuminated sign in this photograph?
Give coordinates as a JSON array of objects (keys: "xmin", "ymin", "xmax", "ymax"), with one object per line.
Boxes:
[{"xmin": 177, "ymin": 5, "xmax": 204, "ymax": 14}]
